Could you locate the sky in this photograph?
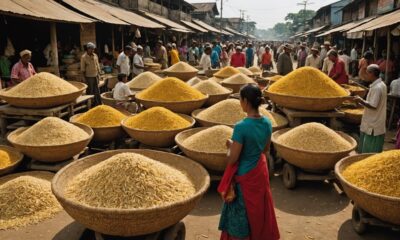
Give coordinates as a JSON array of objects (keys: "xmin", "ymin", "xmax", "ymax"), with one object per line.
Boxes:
[{"xmin": 187, "ymin": 0, "xmax": 338, "ymax": 29}]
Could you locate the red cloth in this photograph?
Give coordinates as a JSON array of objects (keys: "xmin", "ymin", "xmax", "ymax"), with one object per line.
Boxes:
[
  {"xmin": 262, "ymin": 52, "xmax": 272, "ymax": 65},
  {"xmin": 231, "ymin": 53, "xmax": 246, "ymax": 67},
  {"xmin": 329, "ymin": 59, "xmax": 348, "ymax": 84},
  {"xmin": 218, "ymin": 154, "xmax": 280, "ymax": 240}
]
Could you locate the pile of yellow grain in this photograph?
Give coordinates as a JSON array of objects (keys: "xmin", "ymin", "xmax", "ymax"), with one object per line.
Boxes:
[
  {"xmin": 136, "ymin": 77, "xmax": 206, "ymax": 102},
  {"xmin": 165, "ymin": 62, "xmax": 198, "ymax": 72},
  {"xmin": 343, "ymin": 108, "xmax": 364, "ymax": 115},
  {"xmin": 0, "ymin": 174, "xmax": 62, "ymax": 230},
  {"xmin": 193, "ymin": 80, "xmax": 231, "ymax": 95},
  {"xmin": 236, "ymin": 67, "xmax": 254, "ymax": 76},
  {"xmin": 3, "ymin": 72, "xmax": 78, "ymax": 98},
  {"xmin": 248, "ymin": 66, "xmax": 262, "ymax": 74},
  {"xmin": 75, "ymin": 105, "xmax": 126, "ymax": 128},
  {"xmin": 14, "ymin": 117, "xmax": 89, "ymax": 146},
  {"xmin": 268, "ymin": 67, "xmax": 348, "ymax": 97},
  {"xmin": 209, "ymin": 76, "xmax": 223, "ymax": 83},
  {"xmin": 182, "ymin": 125, "xmax": 233, "ymax": 153},
  {"xmin": 342, "ymin": 84, "xmax": 365, "ymax": 92},
  {"xmin": 214, "ymin": 66, "xmax": 240, "ymax": 78},
  {"xmin": 0, "ymin": 150, "xmax": 18, "ymax": 169},
  {"xmin": 268, "ymin": 75, "xmax": 283, "ymax": 82},
  {"xmin": 221, "ymin": 73, "xmax": 255, "ymax": 85},
  {"xmin": 127, "ymin": 72, "xmax": 162, "ymax": 89},
  {"xmin": 124, "ymin": 107, "xmax": 191, "ymax": 131},
  {"xmin": 277, "ymin": 122, "xmax": 353, "ymax": 152},
  {"xmin": 65, "ymin": 152, "xmax": 195, "ymax": 209},
  {"xmin": 342, "ymin": 150, "xmax": 400, "ymax": 197},
  {"xmin": 187, "ymin": 77, "xmax": 203, "ymax": 86}
]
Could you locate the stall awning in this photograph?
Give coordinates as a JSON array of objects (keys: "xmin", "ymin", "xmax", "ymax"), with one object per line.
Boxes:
[
  {"xmin": 0, "ymin": 0, "xmax": 94, "ymax": 23},
  {"xmin": 221, "ymin": 30, "xmax": 233, "ymax": 36},
  {"xmin": 224, "ymin": 27, "xmax": 245, "ymax": 36},
  {"xmin": 142, "ymin": 12, "xmax": 191, "ymax": 32},
  {"xmin": 61, "ymin": 0, "xmax": 128, "ymax": 25},
  {"xmin": 181, "ymin": 20, "xmax": 208, "ymax": 33},
  {"xmin": 192, "ymin": 19, "xmax": 220, "ymax": 33},
  {"xmin": 348, "ymin": 9, "xmax": 400, "ymax": 35},
  {"xmin": 316, "ymin": 17, "xmax": 375, "ymax": 37},
  {"xmin": 88, "ymin": 0, "xmax": 164, "ymax": 28},
  {"xmin": 305, "ymin": 25, "xmax": 328, "ymax": 34}
]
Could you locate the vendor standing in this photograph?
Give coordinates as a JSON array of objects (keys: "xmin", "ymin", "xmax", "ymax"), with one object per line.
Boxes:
[
  {"xmin": 328, "ymin": 50, "xmax": 348, "ymax": 84},
  {"xmin": 132, "ymin": 46, "xmax": 145, "ymax": 77},
  {"xmin": 10, "ymin": 49, "xmax": 36, "ymax": 86},
  {"xmin": 354, "ymin": 64, "xmax": 387, "ymax": 153},
  {"xmin": 80, "ymin": 42, "xmax": 101, "ymax": 106},
  {"xmin": 277, "ymin": 44, "xmax": 293, "ymax": 76}
]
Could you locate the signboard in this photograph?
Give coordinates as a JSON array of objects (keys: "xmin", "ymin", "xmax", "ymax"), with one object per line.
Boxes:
[{"xmin": 377, "ymin": 0, "xmax": 394, "ymax": 14}]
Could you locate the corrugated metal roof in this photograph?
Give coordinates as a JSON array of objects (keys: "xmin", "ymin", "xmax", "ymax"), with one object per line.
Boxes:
[
  {"xmin": 316, "ymin": 17, "xmax": 374, "ymax": 37},
  {"xmin": 305, "ymin": 25, "xmax": 328, "ymax": 34},
  {"xmin": 348, "ymin": 9, "xmax": 400, "ymax": 33},
  {"xmin": 143, "ymin": 12, "xmax": 191, "ymax": 32},
  {"xmin": 62, "ymin": 0, "xmax": 128, "ymax": 25},
  {"xmin": 0, "ymin": 0, "xmax": 94, "ymax": 23},
  {"xmin": 181, "ymin": 20, "xmax": 208, "ymax": 33},
  {"xmin": 192, "ymin": 19, "xmax": 220, "ymax": 33}
]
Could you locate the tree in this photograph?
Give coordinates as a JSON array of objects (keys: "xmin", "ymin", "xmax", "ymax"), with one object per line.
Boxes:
[{"xmin": 285, "ymin": 9, "xmax": 315, "ymax": 33}]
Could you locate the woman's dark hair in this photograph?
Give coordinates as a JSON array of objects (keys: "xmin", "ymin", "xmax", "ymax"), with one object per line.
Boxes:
[
  {"xmin": 117, "ymin": 73, "xmax": 127, "ymax": 81},
  {"xmin": 364, "ymin": 51, "xmax": 373, "ymax": 60},
  {"xmin": 240, "ymin": 84, "xmax": 263, "ymax": 109}
]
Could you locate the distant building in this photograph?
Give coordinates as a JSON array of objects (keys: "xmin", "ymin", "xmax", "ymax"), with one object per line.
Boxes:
[{"xmin": 191, "ymin": 2, "xmax": 219, "ymax": 24}]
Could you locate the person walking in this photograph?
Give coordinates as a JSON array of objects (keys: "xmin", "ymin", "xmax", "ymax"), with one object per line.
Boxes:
[
  {"xmin": 297, "ymin": 43, "xmax": 307, "ymax": 68},
  {"xmin": 245, "ymin": 43, "xmax": 255, "ymax": 68},
  {"xmin": 199, "ymin": 46, "xmax": 212, "ymax": 71},
  {"xmin": 230, "ymin": 46, "xmax": 246, "ymax": 68},
  {"xmin": 80, "ymin": 42, "xmax": 101, "ymax": 105},
  {"xmin": 339, "ymin": 49, "xmax": 351, "ymax": 76},
  {"xmin": 305, "ymin": 47, "xmax": 321, "ymax": 69},
  {"xmin": 261, "ymin": 46, "xmax": 273, "ymax": 72},
  {"xmin": 358, "ymin": 51, "xmax": 374, "ymax": 81},
  {"xmin": 328, "ymin": 50, "xmax": 348, "ymax": 84},
  {"xmin": 10, "ymin": 49, "xmax": 36, "ymax": 86},
  {"xmin": 218, "ymin": 84, "xmax": 280, "ymax": 240},
  {"xmin": 155, "ymin": 40, "xmax": 168, "ymax": 69},
  {"xmin": 132, "ymin": 46, "xmax": 145, "ymax": 77},
  {"xmin": 277, "ymin": 44, "xmax": 293, "ymax": 76},
  {"xmin": 116, "ymin": 45, "xmax": 133, "ymax": 77},
  {"xmin": 350, "ymin": 45, "xmax": 359, "ymax": 77}
]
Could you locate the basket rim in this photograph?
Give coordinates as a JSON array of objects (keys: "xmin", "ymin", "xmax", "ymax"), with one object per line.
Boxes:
[
  {"xmin": 135, "ymin": 94, "xmax": 209, "ymax": 104},
  {"xmin": 0, "ymin": 145, "xmax": 24, "ymax": 171},
  {"xmin": 202, "ymin": 88, "xmax": 233, "ymax": 97},
  {"xmin": 51, "ymin": 149, "xmax": 210, "ymax": 214},
  {"xmin": 221, "ymin": 81, "xmax": 254, "ymax": 86},
  {"xmin": 265, "ymin": 89, "xmax": 351, "ymax": 100},
  {"xmin": 121, "ymin": 114, "xmax": 195, "ymax": 133},
  {"xmin": 163, "ymin": 70, "xmax": 199, "ymax": 74},
  {"xmin": 335, "ymin": 153, "xmax": 400, "ymax": 202},
  {"xmin": 70, "ymin": 113, "xmax": 129, "ymax": 130}
]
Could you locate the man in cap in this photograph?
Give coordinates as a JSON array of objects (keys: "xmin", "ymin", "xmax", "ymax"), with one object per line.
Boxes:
[
  {"xmin": 328, "ymin": 50, "xmax": 348, "ymax": 84},
  {"xmin": 80, "ymin": 42, "xmax": 101, "ymax": 105},
  {"xmin": 10, "ymin": 49, "xmax": 36, "ymax": 86},
  {"xmin": 297, "ymin": 42, "xmax": 308, "ymax": 68},
  {"xmin": 155, "ymin": 40, "xmax": 168, "ymax": 69},
  {"xmin": 132, "ymin": 46, "xmax": 145, "ymax": 77},
  {"xmin": 277, "ymin": 44, "xmax": 293, "ymax": 76},
  {"xmin": 116, "ymin": 45, "xmax": 133, "ymax": 77},
  {"xmin": 230, "ymin": 45, "xmax": 245, "ymax": 68},
  {"xmin": 305, "ymin": 47, "xmax": 321, "ymax": 69},
  {"xmin": 354, "ymin": 64, "xmax": 387, "ymax": 153}
]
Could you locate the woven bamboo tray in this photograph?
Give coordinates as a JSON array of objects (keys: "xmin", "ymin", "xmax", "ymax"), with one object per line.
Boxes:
[
  {"xmin": 135, "ymin": 95, "xmax": 208, "ymax": 114},
  {"xmin": 175, "ymin": 127, "xmax": 227, "ymax": 172},
  {"xmin": 272, "ymin": 128, "xmax": 357, "ymax": 171},
  {"xmin": 335, "ymin": 154, "xmax": 400, "ymax": 225},
  {"xmin": 221, "ymin": 82, "xmax": 247, "ymax": 93},
  {"xmin": 265, "ymin": 91, "xmax": 351, "ymax": 111},
  {"xmin": 341, "ymin": 84, "xmax": 368, "ymax": 98},
  {"xmin": 163, "ymin": 71, "xmax": 198, "ymax": 81},
  {"xmin": 100, "ymin": 92, "xmax": 116, "ymax": 107},
  {"xmin": 51, "ymin": 149, "xmax": 210, "ymax": 236},
  {"xmin": 0, "ymin": 82, "xmax": 87, "ymax": 109},
  {"xmin": 70, "ymin": 113, "xmax": 127, "ymax": 143},
  {"xmin": 340, "ymin": 108, "xmax": 363, "ymax": 124},
  {"xmin": 7, "ymin": 123, "xmax": 93, "ymax": 163},
  {"xmin": 204, "ymin": 88, "xmax": 233, "ymax": 107},
  {"xmin": 0, "ymin": 145, "xmax": 24, "ymax": 176},
  {"xmin": 121, "ymin": 114, "xmax": 195, "ymax": 147}
]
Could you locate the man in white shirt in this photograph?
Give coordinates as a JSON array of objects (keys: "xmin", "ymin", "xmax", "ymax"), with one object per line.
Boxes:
[
  {"xmin": 199, "ymin": 46, "xmax": 212, "ymax": 71},
  {"xmin": 305, "ymin": 47, "xmax": 321, "ymax": 69},
  {"xmin": 116, "ymin": 45, "xmax": 132, "ymax": 77},
  {"xmin": 390, "ymin": 77, "xmax": 400, "ymax": 96},
  {"xmin": 354, "ymin": 64, "xmax": 387, "ymax": 153},
  {"xmin": 132, "ymin": 46, "xmax": 144, "ymax": 77},
  {"xmin": 350, "ymin": 45, "xmax": 359, "ymax": 77},
  {"xmin": 113, "ymin": 73, "xmax": 137, "ymax": 112},
  {"xmin": 339, "ymin": 49, "xmax": 351, "ymax": 75}
]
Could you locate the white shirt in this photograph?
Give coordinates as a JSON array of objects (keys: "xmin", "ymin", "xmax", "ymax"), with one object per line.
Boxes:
[
  {"xmin": 390, "ymin": 78, "xmax": 400, "ymax": 96},
  {"xmin": 350, "ymin": 48, "xmax": 358, "ymax": 61},
  {"xmin": 322, "ymin": 57, "xmax": 334, "ymax": 74},
  {"xmin": 113, "ymin": 82, "xmax": 132, "ymax": 101},
  {"xmin": 132, "ymin": 53, "xmax": 144, "ymax": 76},
  {"xmin": 305, "ymin": 54, "xmax": 321, "ymax": 69},
  {"xmin": 360, "ymin": 78, "xmax": 387, "ymax": 136},
  {"xmin": 339, "ymin": 54, "xmax": 351, "ymax": 75},
  {"xmin": 199, "ymin": 53, "xmax": 211, "ymax": 71},
  {"xmin": 116, "ymin": 52, "xmax": 130, "ymax": 75}
]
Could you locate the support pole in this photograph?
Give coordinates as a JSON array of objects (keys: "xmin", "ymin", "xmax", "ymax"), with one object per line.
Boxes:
[
  {"xmin": 373, "ymin": 30, "xmax": 378, "ymax": 60},
  {"xmin": 361, "ymin": 33, "xmax": 366, "ymax": 56},
  {"xmin": 385, "ymin": 28, "xmax": 391, "ymax": 83},
  {"xmin": 50, "ymin": 22, "xmax": 59, "ymax": 76},
  {"xmin": 112, "ymin": 25, "xmax": 115, "ymax": 54}
]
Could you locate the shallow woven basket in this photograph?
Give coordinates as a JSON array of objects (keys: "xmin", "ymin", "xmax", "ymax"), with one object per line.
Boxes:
[
  {"xmin": 51, "ymin": 149, "xmax": 210, "ymax": 236},
  {"xmin": 265, "ymin": 91, "xmax": 351, "ymax": 112},
  {"xmin": 0, "ymin": 145, "xmax": 24, "ymax": 176},
  {"xmin": 271, "ymin": 128, "xmax": 357, "ymax": 171},
  {"xmin": 7, "ymin": 123, "xmax": 93, "ymax": 163},
  {"xmin": 0, "ymin": 82, "xmax": 87, "ymax": 109},
  {"xmin": 341, "ymin": 109, "xmax": 363, "ymax": 124},
  {"xmin": 163, "ymin": 71, "xmax": 198, "ymax": 81},
  {"xmin": 204, "ymin": 88, "xmax": 233, "ymax": 107},
  {"xmin": 175, "ymin": 127, "xmax": 227, "ymax": 172},
  {"xmin": 221, "ymin": 82, "xmax": 247, "ymax": 93},
  {"xmin": 121, "ymin": 114, "xmax": 195, "ymax": 147},
  {"xmin": 70, "ymin": 114, "xmax": 127, "ymax": 143},
  {"xmin": 335, "ymin": 154, "xmax": 400, "ymax": 225},
  {"xmin": 100, "ymin": 92, "xmax": 117, "ymax": 107},
  {"xmin": 192, "ymin": 109, "xmax": 288, "ymax": 132},
  {"xmin": 135, "ymin": 95, "xmax": 208, "ymax": 114},
  {"xmin": 341, "ymin": 84, "xmax": 368, "ymax": 98}
]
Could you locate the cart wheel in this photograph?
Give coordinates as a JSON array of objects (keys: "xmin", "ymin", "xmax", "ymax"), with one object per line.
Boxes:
[
  {"xmin": 163, "ymin": 222, "xmax": 186, "ymax": 240},
  {"xmin": 268, "ymin": 152, "xmax": 275, "ymax": 178},
  {"xmin": 282, "ymin": 163, "xmax": 297, "ymax": 189},
  {"xmin": 352, "ymin": 205, "xmax": 367, "ymax": 234}
]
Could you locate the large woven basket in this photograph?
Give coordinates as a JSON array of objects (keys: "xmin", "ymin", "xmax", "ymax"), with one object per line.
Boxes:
[
  {"xmin": 335, "ymin": 154, "xmax": 400, "ymax": 225},
  {"xmin": 51, "ymin": 149, "xmax": 210, "ymax": 236},
  {"xmin": 265, "ymin": 91, "xmax": 351, "ymax": 111},
  {"xmin": 70, "ymin": 114, "xmax": 127, "ymax": 143},
  {"xmin": 0, "ymin": 145, "xmax": 24, "ymax": 176},
  {"xmin": 204, "ymin": 88, "xmax": 233, "ymax": 107},
  {"xmin": 100, "ymin": 92, "xmax": 117, "ymax": 107},
  {"xmin": 0, "ymin": 82, "xmax": 87, "ymax": 109},
  {"xmin": 341, "ymin": 108, "xmax": 363, "ymax": 125},
  {"xmin": 121, "ymin": 114, "xmax": 195, "ymax": 147},
  {"xmin": 272, "ymin": 128, "xmax": 357, "ymax": 171},
  {"xmin": 7, "ymin": 123, "xmax": 93, "ymax": 163},
  {"xmin": 175, "ymin": 127, "xmax": 227, "ymax": 172},
  {"xmin": 221, "ymin": 82, "xmax": 247, "ymax": 93},
  {"xmin": 341, "ymin": 84, "xmax": 368, "ymax": 98},
  {"xmin": 135, "ymin": 95, "xmax": 208, "ymax": 114},
  {"xmin": 163, "ymin": 71, "xmax": 198, "ymax": 81}
]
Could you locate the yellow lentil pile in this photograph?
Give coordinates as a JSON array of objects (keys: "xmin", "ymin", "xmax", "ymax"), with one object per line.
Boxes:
[
  {"xmin": 165, "ymin": 61, "xmax": 198, "ymax": 72},
  {"xmin": 75, "ymin": 105, "xmax": 126, "ymax": 128},
  {"xmin": 137, "ymin": 77, "xmax": 206, "ymax": 102},
  {"xmin": 183, "ymin": 125, "xmax": 233, "ymax": 153},
  {"xmin": 0, "ymin": 150, "xmax": 17, "ymax": 169},
  {"xmin": 268, "ymin": 67, "xmax": 349, "ymax": 97},
  {"xmin": 193, "ymin": 80, "xmax": 231, "ymax": 95},
  {"xmin": 236, "ymin": 67, "xmax": 254, "ymax": 76},
  {"xmin": 14, "ymin": 117, "xmax": 89, "ymax": 146},
  {"xmin": 187, "ymin": 77, "xmax": 203, "ymax": 86},
  {"xmin": 222, "ymin": 73, "xmax": 255, "ymax": 85},
  {"xmin": 65, "ymin": 152, "xmax": 195, "ymax": 209},
  {"xmin": 342, "ymin": 150, "xmax": 400, "ymax": 197},
  {"xmin": 3, "ymin": 72, "xmax": 78, "ymax": 98},
  {"xmin": 124, "ymin": 107, "xmax": 191, "ymax": 131},
  {"xmin": 127, "ymin": 72, "xmax": 162, "ymax": 89},
  {"xmin": 277, "ymin": 122, "xmax": 353, "ymax": 152},
  {"xmin": 248, "ymin": 66, "xmax": 262, "ymax": 74},
  {"xmin": 214, "ymin": 66, "xmax": 240, "ymax": 78},
  {"xmin": 0, "ymin": 174, "xmax": 62, "ymax": 230},
  {"xmin": 343, "ymin": 108, "xmax": 364, "ymax": 115},
  {"xmin": 268, "ymin": 75, "xmax": 283, "ymax": 82},
  {"xmin": 342, "ymin": 84, "xmax": 365, "ymax": 92}
]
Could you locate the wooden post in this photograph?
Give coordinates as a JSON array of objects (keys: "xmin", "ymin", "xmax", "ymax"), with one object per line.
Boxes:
[
  {"xmin": 111, "ymin": 25, "xmax": 115, "ymax": 54},
  {"xmin": 385, "ymin": 27, "xmax": 391, "ymax": 83},
  {"xmin": 361, "ymin": 33, "xmax": 366, "ymax": 56},
  {"xmin": 50, "ymin": 22, "xmax": 60, "ymax": 76},
  {"xmin": 373, "ymin": 30, "xmax": 378, "ymax": 60},
  {"xmin": 121, "ymin": 26, "xmax": 124, "ymax": 49}
]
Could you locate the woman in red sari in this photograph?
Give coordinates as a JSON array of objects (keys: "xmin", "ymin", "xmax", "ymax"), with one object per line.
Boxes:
[{"xmin": 218, "ymin": 84, "xmax": 280, "ymax": 240}]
